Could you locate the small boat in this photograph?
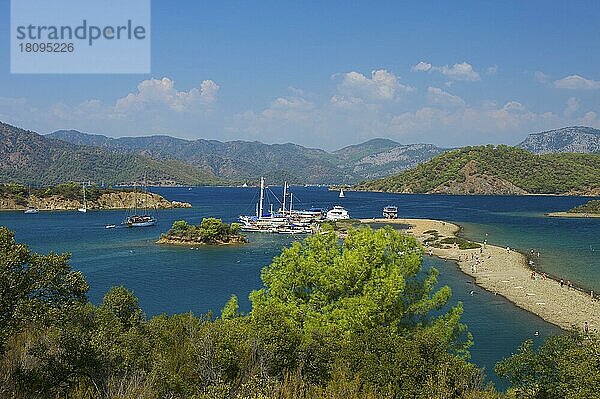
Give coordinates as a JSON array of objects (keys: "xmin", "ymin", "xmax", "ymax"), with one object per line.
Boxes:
[
  {"xmin": 326, "ymin": 205, "xmax": 350, "ymax": 221},
  {"xmin": 339, "ymin": 188, "xmax": 345, "ymax": 198},
  {"xmin": 105, "ymin": 224, "xmax": 116, "ymax": 229},
  {"xmin": 383, "ymin": 206, "xmax": 398, "ymax": 219}
]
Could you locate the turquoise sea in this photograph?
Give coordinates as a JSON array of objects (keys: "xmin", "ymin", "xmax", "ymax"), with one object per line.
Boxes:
[{"xmin": 2, "ymin": 186, "xmax": 598, "ymax": 386}]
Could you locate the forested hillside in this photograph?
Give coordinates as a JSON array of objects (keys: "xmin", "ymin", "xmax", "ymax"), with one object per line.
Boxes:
[
  {"xmin": 0, "ymin": 122, "xmax": 220, "ymax": 186},
  {"xmin": 354, "ymin": 145, "xmax": 600, "ymax": 195}
]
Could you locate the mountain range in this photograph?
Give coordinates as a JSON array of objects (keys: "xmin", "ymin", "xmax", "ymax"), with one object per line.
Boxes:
[
  {"xmin": 517, "ymin": 126, "xmax": 600, "ymax": 154},
  {"xmin": 1, "ymin": 121, "xmax": 599, "ymax": 187},
  {"xmin": 46, "ymin": 129, "xmax": 448, "ymax": 184},
  {"xmin": 0, "ymin": 122, "xmax": 219, "ymax": 186}
]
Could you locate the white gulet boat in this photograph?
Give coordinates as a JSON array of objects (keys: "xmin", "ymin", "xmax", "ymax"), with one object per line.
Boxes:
[{"xmin": 238, "ymin": 178, "xmax": 319, "ymax": 234}]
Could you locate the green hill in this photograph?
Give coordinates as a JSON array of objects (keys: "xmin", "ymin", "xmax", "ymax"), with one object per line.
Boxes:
[
  {"xmin": 0, "ymin": 122, "xmax": 221, "ymax": 186},
  {"xmin": 354, "ymin": 145, "xmax": 600, "ymax": 195}
]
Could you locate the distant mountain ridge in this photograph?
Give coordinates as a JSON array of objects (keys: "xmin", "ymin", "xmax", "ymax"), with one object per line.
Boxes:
[
  {"xmin": 517, "ymin": 126, "xmax": 600, "ymax": 154},
  {"xmin": 47, "ymin": 130, "xmax": 448, "ymax": 184}
]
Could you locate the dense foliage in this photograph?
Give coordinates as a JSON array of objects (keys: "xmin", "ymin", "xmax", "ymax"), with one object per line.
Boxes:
[
  {"xmin": 1, "ymin": 226, "xmax": 597, "ymax": 398},
  {"xmin": 0, "ymin": 182, "xmax": 136, "ymax": 203},
  {"xmin": 162, "ymin": 218, "xmax": 245, "ymax": 244},
  {"xmin": 496, "ymin": 332, "xmax": 600, "ymax": 398},
  {"xmin": 355, "ymin": 145, "xmax": 600, "ymax": 195},
  {"xmin": 569, "ymin": 199, "xmax": 600, "ymax": 214}
]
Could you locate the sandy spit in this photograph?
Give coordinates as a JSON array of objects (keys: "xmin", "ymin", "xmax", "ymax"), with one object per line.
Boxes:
[{"xmin": 359, "ymin": 218, "xmax": 600, "ymax": 332}]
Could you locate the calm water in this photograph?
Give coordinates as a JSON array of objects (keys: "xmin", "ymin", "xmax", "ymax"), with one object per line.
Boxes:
[{"xmin": 3, "ymin": 186, "xmax": 597, "ymax": 386}]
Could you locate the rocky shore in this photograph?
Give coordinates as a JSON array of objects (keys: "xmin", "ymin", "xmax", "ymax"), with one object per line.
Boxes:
[{"xmin": 0, "ymin": 191, "xmax": 191, "ymax": 211}]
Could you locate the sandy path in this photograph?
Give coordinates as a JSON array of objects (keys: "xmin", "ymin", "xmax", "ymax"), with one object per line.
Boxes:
[{"xmin": 359, "ymin": 218, "xmax": 600, "ymax": 332}]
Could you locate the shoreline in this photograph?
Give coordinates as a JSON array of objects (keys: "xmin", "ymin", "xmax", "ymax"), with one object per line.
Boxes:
[
  {"xmin": 546, "ymin": 211, "xmax": 600, "ymax": 218},
  {"xmin": 359, "ymin": 218, "xmax": 600, "ymax": 331},
  {"xmin": 156, "ymin": 236, "xmax": 247, "ymax": 246}
]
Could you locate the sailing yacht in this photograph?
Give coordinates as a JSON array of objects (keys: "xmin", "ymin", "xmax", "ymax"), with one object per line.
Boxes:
[
  {"xmin": 78, "ymin": 182, "xmax": 87, "ymax": 213},
  {"xmin": 124, "ymin": 179, "xmax": 157, "ymax": 227},
  {"xmin": 24, "ymin": 185, "xmax": 39, "ymax": 214},
  {"xmin": 339, "ymin": 188, "xmax": 345, "ymax": 198}
]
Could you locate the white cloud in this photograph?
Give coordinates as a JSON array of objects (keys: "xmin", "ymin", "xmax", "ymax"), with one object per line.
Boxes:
[
  {"xmin": 412, "ymin": 61, "xmax": 481, "ymax": 82},
  {"xmin": 553, "ymin": 75, "xmax": 600, "ymax": 90},
  {"xmin": 487, "ymin": 66, "xmax": 498, "ymax": 75},
  {"xmin": 3, "ymin": 69, "xmax": 600, "ymax": 150},
  {"xmin": 503, "ymin": 101, "xmax": 526, "ymax": 113},
  {"xmin": 564, "ymin": 97, "xmax": 579, "ymax": 117},
  {"xmin": 329, "ymin": 95, "xmax": 364, "ymax": 108},
  {"xmin": 534, "ymin": 71, "xmax": 550, "ymax": 84},
  {"xmin": 336, "ymin": 69, "xmax": 414, "ymax": 101},
  {"xmin": 115, "ymin": 77, "xmax": 219, "ymax": 113},
  {"xmin": 580, "ymin": 111, "xmax": 598, "ymax": 126},
  {"xmin": 411, "ymin": 61, "xmax": 432, "ymax": 72},
  {"xmin": 426, "ymin": 87, "xmax": 465, "ymax": 107}
]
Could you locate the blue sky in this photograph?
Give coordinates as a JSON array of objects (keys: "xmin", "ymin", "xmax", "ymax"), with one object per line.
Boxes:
[{"xmin": 1, "ymin": 0, "xmax": 600, "ymax": 150}]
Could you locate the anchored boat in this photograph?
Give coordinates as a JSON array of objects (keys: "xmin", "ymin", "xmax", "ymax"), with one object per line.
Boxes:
[
  {"xmin": 124, "ymin": 178, "xmax": 157, "ymax": 228},
  {"xmin": 239, "ymin": 178, "xmax": 325, "ymax": 233},
  {"xmin": 326, "ymin": 205, "xmax": 350, "ymax": 221},
  {"xmin": 383, "ymin": 205, "xmax": 398, "ymax": 219}
]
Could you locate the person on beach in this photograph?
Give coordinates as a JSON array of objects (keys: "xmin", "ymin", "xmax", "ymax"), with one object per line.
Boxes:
[
  {"xmin": 531, "ymin": 271, "xmax": 536, "ymax": 280},
  {"xmin": 592, "ymin": 290, "xmax": 595, "ymax": 299},
  {"xmin": 567, "ymin": 281, "xmax": 572, "ymax": 290},
  {"xmin": 584, "ymin": 321, "xmax": 589, "ymax": 333},
  {"xmin": 560, "ymin": 279, "xmax": 564, "ymax": 288},
  {"xmin": 506, "ymin": 246, "xmax": 510, "ymax": 253},
  {"xmin": 542, "ymin": 272, "xmax": 547, "ymax": 280}
]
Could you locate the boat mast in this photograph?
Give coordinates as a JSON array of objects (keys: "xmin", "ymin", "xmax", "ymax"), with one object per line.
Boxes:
[
  {"xmin": 282, "ymin": 181, "xmax": 287, "ymax": 214},
  {"xmin": 258, "ymin": 177, "xmax": 264, "ymax": 219},
  {"xmin": 82, "ymin": 182, "xmax": 86, "ymax": 210},
  {"xmin": 290, "ymin": 192, "xmax": 293, "ymax": 212},
  {"xmin": 143, "ymin": 173, "xmax": 147, "ymax": 215},
  {"xmin": 133, "ymin": 181, "xmax": 138, "ymax": 215}
]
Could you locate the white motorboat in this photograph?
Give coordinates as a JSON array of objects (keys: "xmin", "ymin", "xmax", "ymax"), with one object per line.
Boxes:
[{"xmin": 326, "ymin": 205, "xmax": 350, "ymax": 221}]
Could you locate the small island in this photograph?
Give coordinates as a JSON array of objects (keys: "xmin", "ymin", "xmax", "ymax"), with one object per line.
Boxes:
[
  {"xmin": 547, "ymin": 199, "xmax": 600, "ymax": 218},
  {"xmin": 0, "ymin": 183, "xmax": 191, "ymax": 211},
  {"xmin": 157, "ymin": 218, "xmax": 248, "ymax": 246}
]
